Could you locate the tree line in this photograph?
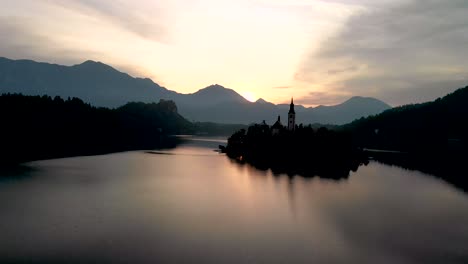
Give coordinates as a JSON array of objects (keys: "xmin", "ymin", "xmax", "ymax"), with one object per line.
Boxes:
[
  {"xmin": 0, "ymin": 94, "xmax": 193, "ymax": 164},
  {"xmin": 343, "ymin": 86, "xmax": 468, "ymax": 155}
]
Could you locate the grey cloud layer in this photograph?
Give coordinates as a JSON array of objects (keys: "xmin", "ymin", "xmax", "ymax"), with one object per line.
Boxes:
[
  {"xmin": 297, "ymin": 0, "xmax": 468, "ymax": 106},
  {"xmin": 0, "ymin": 1, "xmax": 166, "ymax": 64},
  {"xmin": 49, "ymin": 0, "xmax": 167, "ymax": 42},
  {"xmin": 0, "ymin": 19, "xmax": 46, "ymax": 59},
  {"xmin": 0, "ymin": 17, "xmax": 102, "ymax": 64}
]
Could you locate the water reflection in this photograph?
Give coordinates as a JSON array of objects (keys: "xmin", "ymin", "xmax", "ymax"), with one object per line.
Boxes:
[
  {"xmin": 228, "ymin": 154, "xmax": 361, "ymax": 182},
  {"xmin": 371, "ymin": 154, "xmax": 468, "ymax": 193},
  {"xmin": 0, "ymin": 138, "xmax": 467, "ymax": 263}
]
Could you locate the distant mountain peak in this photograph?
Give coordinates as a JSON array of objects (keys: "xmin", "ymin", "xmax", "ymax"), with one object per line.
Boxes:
[
  {"xmin": 77, "ymin": 60, "xmax": 107, "ymax": 67},
  {"xmin": 189, "ymin": 84, "xmax": 248, "ymax": 105},
  {"xmin": 346, "ymin": 96, "xmax": 379, "ymax": 101},
  {"xmin": 82, "ymin": 59, "xmax": 98, "ymax": 64},
  {"xmin": 255, "ymin": 98, "xmax": 271, "ymax": 104},
  {"xmin": 195, "ymin": 84, "xmax": 235, "ymax": 94},
  {"xmin": 202, "ymin": 84, "xmax": 226, "ymax": 90},
  {"xmin": 73, "ymin": 59, "xmax": 123, "ymax": 75},
  {"xmin": 343, "ymin": 96, "xmax": 391, "ymax": 107}
]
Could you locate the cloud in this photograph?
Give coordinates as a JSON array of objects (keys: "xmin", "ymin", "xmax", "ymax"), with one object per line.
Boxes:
[
  {"xmin": 273, "ymin": 86, "xmax": 292, "ymax": 89},
  {"xmin": 296, "ymin": 0, "xmax": 468, "ymax": 106},
  {"xmin": 327, "ymin": 66, "xmax": 359, "ymax": 75},
  {"xmin": 0, "ymin": 17, "xmax": 102, "ymax": 63},
  {"xmin": 0, "ymin": 18, "xmax": 47, "ymax": 59},
  {"xmin": 48, "ymin": 0, "xmax": 167, "ymax": 42}
]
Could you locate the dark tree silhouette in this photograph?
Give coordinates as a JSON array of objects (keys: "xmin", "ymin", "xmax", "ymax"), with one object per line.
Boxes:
[
  {"xmin": 343, "ymin": 86, "xmax": 468, "ymax": 154},
  {"xmin": 341, "ymin": 85, "xmax": 468, "ymax": 190},
  {"xmin": 224, "ymin": 124, "xmax": 367, "ymax": 179},
  {"xmin": 0, "ymin": 94, "xmax": 193, "ymax": 164}
]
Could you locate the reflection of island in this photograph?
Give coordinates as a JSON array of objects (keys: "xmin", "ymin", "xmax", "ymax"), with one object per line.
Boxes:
[{"xmin": 222, "ymin": 99, "xmax": 368, "ymax": 179}]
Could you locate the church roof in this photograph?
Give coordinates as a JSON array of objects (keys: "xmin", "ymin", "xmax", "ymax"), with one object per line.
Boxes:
[{"xmin": 271, "ymin": 115, "xmax": 283, "ymax": 129}]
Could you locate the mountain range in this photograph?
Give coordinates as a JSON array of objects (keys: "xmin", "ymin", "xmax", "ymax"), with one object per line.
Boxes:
[{"xmin": 0, "ymin": 57, "xmax": 391, "ymax": 125}]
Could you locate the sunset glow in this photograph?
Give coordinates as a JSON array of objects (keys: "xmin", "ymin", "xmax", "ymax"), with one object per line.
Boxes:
[
  {"xmin": 241, "ymin": 91, "xmax": 258, "ymax": 102},
  {"xmin": 1, "ymin": 0, "xmax": 467, "ymax": 106}
]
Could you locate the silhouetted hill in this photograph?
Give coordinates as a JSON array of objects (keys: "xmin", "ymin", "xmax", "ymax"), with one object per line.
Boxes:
[
  {"xmin": 344, "ymin": 86, "xmax": 468, "ymax": 153},
  {"xmin": 0, "ymin": 94, "xmax": 192, "ymax": 164},
  {"xmin": 0, "ymin": 57, "xmax": 391, "ymax": 124},
  {"xmin": 342, "ymin": 86, "xmax": 468, "ymax": 191}
]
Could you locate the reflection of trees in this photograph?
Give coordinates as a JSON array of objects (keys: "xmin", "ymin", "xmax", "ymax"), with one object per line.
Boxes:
[
  {"xmin": 225, "ymin": 124, "xmax": 368, "ymax": 180},
  {"xmin": 370, "ymin": 152, "xmax": 468, "ymax": 193}
]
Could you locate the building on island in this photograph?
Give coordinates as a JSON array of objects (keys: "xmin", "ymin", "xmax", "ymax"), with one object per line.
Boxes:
[
  {"xmin": 256, "ymin": 98, "xmax": 296, "ymax": 136},
  {"xmin": 267, "ymin": 98, "xmax": 296, "ymax": 135},
  {"xmin": 288, "ymin": 98, "xmax": 295, "ymax": 131},
  {"xmin": 271, "ymin": 116, "xmax": 283, "ymax": 135},
  {"xmin": 260, "ymin": 120, "xmax": 269, "ymax": 134}
]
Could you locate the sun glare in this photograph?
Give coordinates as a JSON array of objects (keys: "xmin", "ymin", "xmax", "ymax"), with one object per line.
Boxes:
[{"xmin": 241, "ymin": 91, "xmax": 257, "ymax": 102}]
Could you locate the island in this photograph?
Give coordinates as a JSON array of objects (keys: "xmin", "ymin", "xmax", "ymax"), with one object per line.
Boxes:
[{"xmin": 222, "ymin": 98, "xmax": 368, "ymax": 179}]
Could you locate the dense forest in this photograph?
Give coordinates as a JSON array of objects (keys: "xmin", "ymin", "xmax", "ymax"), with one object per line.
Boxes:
[
  {"xmin": 344, "ymin": 85, "xmax": 468, "ymax": 154},
  {"xmin": 341, "ymin": 86, "xmax": 468, "ymax": 190},
  {"xmin": 0, "ymin": 94, "xmax": 193, "ymax": 164}
]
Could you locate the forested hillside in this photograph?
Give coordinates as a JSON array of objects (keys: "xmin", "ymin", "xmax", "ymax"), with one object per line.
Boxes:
[{"xmin": 0, "ymin": 94, "xmax": 192, "ymax": 163}]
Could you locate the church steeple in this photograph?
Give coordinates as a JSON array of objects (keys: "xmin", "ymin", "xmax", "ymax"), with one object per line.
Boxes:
[
  {"xmin": 289, "ymin": 97, "xmax": 295, "ymax": 114},
  {"xmin": 288, "ymin": 97, "xmax": 295, "ymax": 131}
]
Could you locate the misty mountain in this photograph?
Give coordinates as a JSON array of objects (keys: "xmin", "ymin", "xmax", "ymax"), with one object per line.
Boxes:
[
  {"xmin": 0, "ymin": 57, "xmax": 391, "ymax": 125},
  {"xmin": 177, "ymin": 93, "xmax": 390, "ymax": 125},
  {"xmin": 304, "ymin": 96, "xmax": 392, "ymax": 125}
]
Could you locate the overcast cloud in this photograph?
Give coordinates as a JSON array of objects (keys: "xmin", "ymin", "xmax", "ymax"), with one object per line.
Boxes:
[
  {"xmin": 296, "ymin": 0, "xmax": 468, "ymax": 106},
  {"xmin": 48, "ymin": 0, "xmax": 168, "ymax": 42}
]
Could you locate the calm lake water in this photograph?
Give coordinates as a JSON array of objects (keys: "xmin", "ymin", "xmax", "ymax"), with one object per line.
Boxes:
[{"xmin": 0, "ymin": 137, "xmax": 467, "ymax": 264}]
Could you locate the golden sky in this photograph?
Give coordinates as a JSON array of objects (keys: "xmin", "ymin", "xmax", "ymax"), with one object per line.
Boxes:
[{"xmin": 1, "ymin": 0, "xmax": 467, "ymax": 106}]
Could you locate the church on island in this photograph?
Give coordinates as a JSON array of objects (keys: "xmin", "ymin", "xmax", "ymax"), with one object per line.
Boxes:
[{"xmin": 270, "ymin": 98, "xmax": 296, "ymax": 135}]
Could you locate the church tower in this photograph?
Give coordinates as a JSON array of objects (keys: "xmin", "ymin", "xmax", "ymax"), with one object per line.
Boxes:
[{"xmin": 288, "ymin": 97, "xmax": 295, "ymax": 131}]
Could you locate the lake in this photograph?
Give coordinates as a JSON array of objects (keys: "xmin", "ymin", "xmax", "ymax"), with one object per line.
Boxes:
[{"xmin": 0, "ymin": 137, "xmax": 467, "ymax": 264}]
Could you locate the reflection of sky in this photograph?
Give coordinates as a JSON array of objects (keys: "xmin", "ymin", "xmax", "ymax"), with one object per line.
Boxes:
[{"xmin": 0, "ymin": 141, "xmax": 467, "ymax": 263}]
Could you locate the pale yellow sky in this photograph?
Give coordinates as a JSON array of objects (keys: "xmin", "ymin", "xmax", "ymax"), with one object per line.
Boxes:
[
  {"xmin": 0, "ymin": 0, "xmax": 361, "ymax": 105},
  {"xmin": 1, "ymin": 0, "xmax": 467, "ymax": 106}
]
